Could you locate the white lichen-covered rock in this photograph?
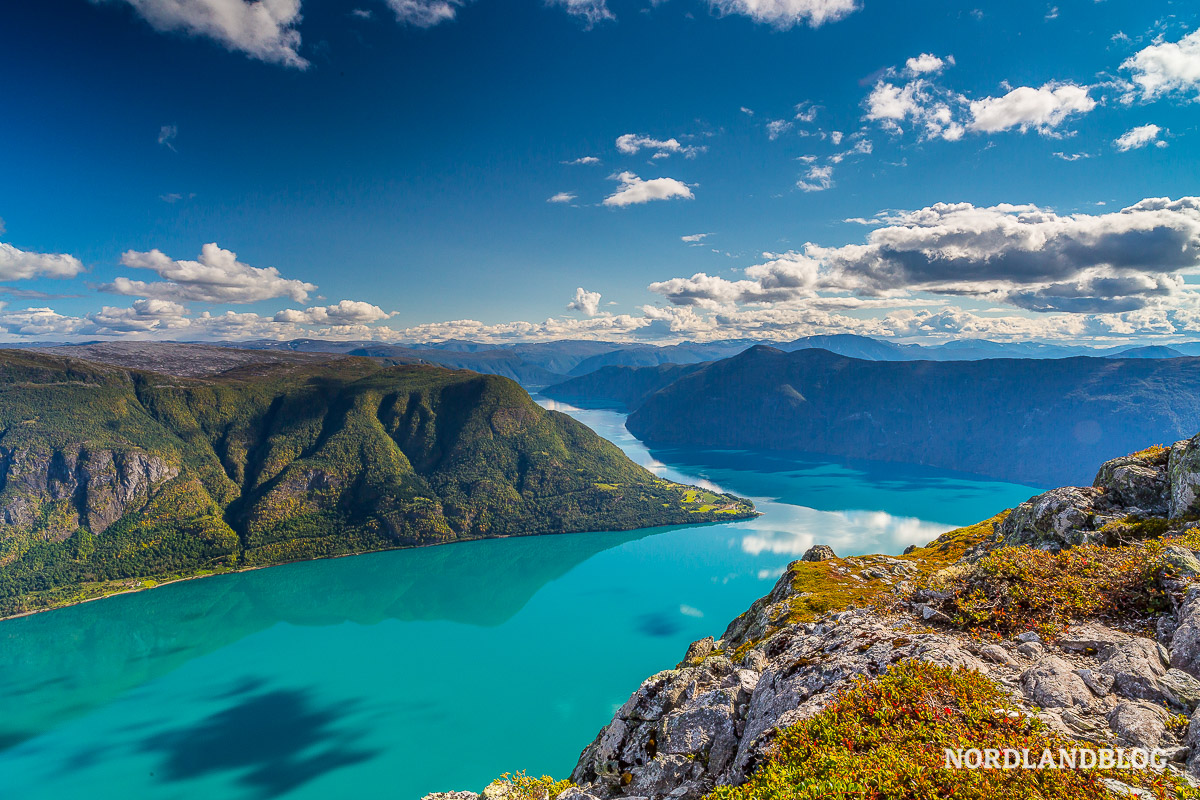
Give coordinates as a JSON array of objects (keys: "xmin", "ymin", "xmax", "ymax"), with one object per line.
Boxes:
[
  {"xmin": 1094, "ymin": 451, "xmax": 1169, "ymax": 516},
  {"xmin": 1172, "ymin": 586, "xmax": 1200, "ymax": 678},
  {"xmin": 1107, "ymin": 701, "xmax": 1169, "ymax": 749},
  {"xmin": 994, "ymin": 487, "xmax": 1117, "ymax": 551},
  {"xmin": 1020, "ymin": 656, "xmax": 1098, "ymax": 710},
  {"xmin": 1170, "ymin": 435, "xmax": 1200, "ymax": 519}
]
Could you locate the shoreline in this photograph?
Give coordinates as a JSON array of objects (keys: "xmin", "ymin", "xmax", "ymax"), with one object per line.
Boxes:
[{"xmin": 0, "ymin": 511, "xmax": 759, "ymax": 623}]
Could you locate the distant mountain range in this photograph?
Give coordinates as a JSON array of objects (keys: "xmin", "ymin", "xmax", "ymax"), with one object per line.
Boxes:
[
  {"xmin": 15, "ymin": 335, "xmax": 1200, "ymax": 388},
  {"xmin": 543, "ymin": 346, "xmax": 1200, "ymax": 487}
]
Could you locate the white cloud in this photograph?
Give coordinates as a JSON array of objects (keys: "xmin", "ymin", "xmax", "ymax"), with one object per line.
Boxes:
[
  {"xmin": 1114, "ymin": 124, "xmax": 1166, "ymax": 152},
  {"xmin": 548, "ymin": 192, "xmax": 577, "ymax": 203},
  {"xmin": 649, "ymin": 197, "xmax": 1200, "ymax": 315},
  {"xmin": 563, "ymin": 156, "xmax": 600, "ymax": 165},
  {"xmin": 865, "ymin": 79, "xmax": 965, "ymax": 141},
  {"xmin": 967, "ymin": 82, "xmax": 1096, "ymax": 134},
  {"xmin": 1121, "ymin": 27, "xmax": 1200, "ymax": 101},
  {"xmin": 384, "ymin": 0, "xmax": 464, "ymax": 27},
  {"xmin": 546, "ymin": 0, "xmax": 614, "ymax": 26},
  {"xmin": 157, "ymin": 124, "xmax": 178, "ymax": 150},
  {"xmin": 766, "ymin": 119, "xmax": 792, "ymax": 140},
  {"xmin": 615, "ymin": 134, "xmax": 704, "ymax": 159},
  {"xmin": 905, "ymin": 53, "xmax": 949, "ymax": 75},
  {"xmin": 97, "ymin": 0, "xmax": 307, "ymax": 68},
  {"xmin": 603, "ymin": 172, "xmax": 694, "ymax": 207},
  {"xmin": 706, "ymin": 0, "xmax": 859, "ymax": 28},
  {"xmin": 273, "ymin": 300, "xmax": 391, "ymax": 325},
  {"xmin": 0, "ymin": 241, "xmax": 86, "ymax": 281},
  {"xmin": 796, "ymin": 164, "xmax": 833, "ymax": 192},
  {"xmin": 566, "ymin": 287, "xmax": 602, "ymax": 316},
  {"xmin": 681, "ymin": 233, "xmax": 710, "ymax": 243},
  {"xmin": 102, "ymin": 243, "xmax": 316, "ymax": 304}
]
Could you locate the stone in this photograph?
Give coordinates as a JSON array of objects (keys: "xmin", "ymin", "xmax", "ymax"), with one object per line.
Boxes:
[
  {"xmin": 1020, "ymin": 656, "xmax": 1097, "ymax": 709},
  {"xmin": 1017, "ymin": 641, "xmax": 1045, "ymax": 660},
  {"xmin": 1170, "ymin": 435, "xmax": 1200, "ymax": 519},
  {"xmin": 423, "ymin": 794, "xmax": 480, "ymax": 800},
  {"xmin": 1058, "ymin": 623, "xmax": 1130, "ymax": 653},
  {"xmin": 801, "ymin": 545, "xmax": 836, "ymax": 562},
  {"xmin": 1076, "ymin": 669, "xmax": 1114, "ymax": 697},
  {"xmin": 995, "ymin": 487, "xmax": 1110, "ymax": 551},
  {"xmin": 979, "ymin": 644, "xmax": 1017, "ymax": 666},
  {"xmin": 1172, "ymin": 585, "xmax": 1200, "ymax": 679},
  {"xmin": 1015, "ymin": 631, "xmax": 1042, "ymax": 643},
  {"xmin": 1094, "ymin": 453, "xmax": 1169, "ymax": 516},
  {"xmin": 1163, "ymin": 546, "xmax": 1200, "ymax": 579},
  {"xmin": 1107, "ymin": 701, "xmax": 1169, "ymax": 749},
  {"xmin": 681, "ymin": 637, "xmax": 716, "ymax": 666}
]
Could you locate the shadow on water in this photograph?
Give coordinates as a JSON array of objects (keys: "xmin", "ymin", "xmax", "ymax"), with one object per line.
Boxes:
[
  {"xmin": 139, "ymin": 682, "xmax": 378, "ymax": 798},
  {"xmin": 0, "ymin": 524, "xmax": 670, "ymax": 751}
]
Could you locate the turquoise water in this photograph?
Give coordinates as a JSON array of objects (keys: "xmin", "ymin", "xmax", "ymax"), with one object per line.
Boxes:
[{"xmin": 0, "ymin": 402, "xmax": 1038, "ymax": 799}]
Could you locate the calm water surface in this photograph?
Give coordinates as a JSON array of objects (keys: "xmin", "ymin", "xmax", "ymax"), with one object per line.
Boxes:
[{"xmin": 0, "ymin": 402, "xmax": 1038, "ymax": 799}]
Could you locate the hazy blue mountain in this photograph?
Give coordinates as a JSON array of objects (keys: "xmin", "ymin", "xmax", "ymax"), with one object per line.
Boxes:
[{"xmin": 557, "ymin": 346, "xmax": 1200, "ymax": 487}]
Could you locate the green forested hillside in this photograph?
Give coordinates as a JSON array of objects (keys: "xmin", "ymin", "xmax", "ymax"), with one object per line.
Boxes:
[{"xmin": 0, "ymin": 349, "xmax": 753, "ymax": 616}]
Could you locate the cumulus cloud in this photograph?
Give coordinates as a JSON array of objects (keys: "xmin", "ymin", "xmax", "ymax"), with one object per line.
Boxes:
[
  {"xmin": 1114, "ymin": 124, "xmax": 1167, "ymax": 151},
  {"xmin": 649, "ymin": 197, "xmax": 1200, "ymax": 315},
  {"xmin": 546, "ymin": 0, "xmax": 614, "ymax": 26},
  {"xmin": 603, "ymin": 172, "xmax": 694, "ymax": 207},
  {"xmin": 95, "ymin": 0, "xmax": 307, "ymax": 68},
  {"xmin": 1121, "ymin": 27, "xmax": 1200, "ymax": 102},
  {"xmin": 706, "ymin": 0, "xmax": 859, "ymax": 28},
  {"xmin": 681, "ymin": 233, "xmax": 710, "ymax": 244},
  {"xmin": 382, "ymin": 0, "xmax": 465, "ymax": 26},
  {"xmin": 563, "ymin": 156, "xmax": 600, "ymax": 165},
  {"xmin": 102, "ymin": 243, "xmax": 316, "ymax": 304},
  {"xmin": 615, "ymin": 134, "xmax": 705, "ymax": 159},
  {"xmin": 273, "ymin": 300, "xmax": 391, "ymax": 325},
  {"xmin": 566, "ymin": 287, "xmax": 602, "ymax": 316},
  {"xmin": 548, "ymin": 192, "xmax": 577, "ymax": 203},
  {"xmin": 865, "ymin": 78, "xmax": 965, "ymax": 141},
  {"xmin": 967, "ymin": 82, "xmax": 1096, "ymax": 134},
  {"xmin": 796, "ymin": 164, "xmax": 833, "ymax": 192},
  {"xmin": 0, "ymin": 241, "xmax": 86, "ymax": 281},
  {"xmin": 905, "ymin": 53, "xmax": 950, "ymax": 75}
]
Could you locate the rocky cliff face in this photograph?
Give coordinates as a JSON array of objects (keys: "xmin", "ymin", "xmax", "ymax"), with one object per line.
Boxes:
[
  {"xmin": 0, "ymin": 446, "xmax": 178, "ymax": 566},
  {"xmin": 429, "ymin": 433, "xmax": 1200, "ymax": 800}
]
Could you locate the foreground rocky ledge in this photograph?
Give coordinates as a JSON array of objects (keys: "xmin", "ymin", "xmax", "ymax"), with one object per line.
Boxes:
[{"xmin": 428, "ymin": 432, "xmax": 1200, "ymax": 799}]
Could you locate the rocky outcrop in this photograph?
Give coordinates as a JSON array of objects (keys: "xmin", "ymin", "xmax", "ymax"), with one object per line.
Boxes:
[
  {"xmin": 0, "ymin": 446, "xmax": 178, "ymax": 536},
  {"xmin": 992, "ymin": 438, "xmax": 1200, "ymax": 552},
  {"xmin": 800, "ymin": 544, "xmax": 835, "ymax": 562}
]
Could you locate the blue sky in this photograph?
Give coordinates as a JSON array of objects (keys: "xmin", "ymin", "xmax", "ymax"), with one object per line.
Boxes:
[{"xmin": 0, "ymin": 0, "xmax": 1198, "ymax": 344}]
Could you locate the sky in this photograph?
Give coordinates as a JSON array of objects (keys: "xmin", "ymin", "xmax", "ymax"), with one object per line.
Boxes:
[{"xmin": 1, "ymin": 0, "xmax": 1198, "ymax": 345}]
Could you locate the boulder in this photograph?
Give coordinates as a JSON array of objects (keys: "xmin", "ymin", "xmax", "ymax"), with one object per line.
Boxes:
[
  {"xmin": 1094, "ymin": 453, "xmax": 1169, "ymax": 516},
  {"xmin": 1170, "ymin": 435, "xmax": 1200, "ymax": 519},
  {"xmin": 1163, "ymin": 546, "xmax": 1200, "ymax": 579},
  {"xmin": 801, "ymin": 545, "xmax": 836, "ymax": 562},
  {"xmin": 994, "ymin": 487, "xmax": 1115, "ymax": 551},
  {"xmin": 1107, "ymin": 701, "xmax": 1169, "ymax": 749},
  {"xmin": 1020, "ymin": 656, "xmax": 1097, "ymax": 709},
  {"xmin": 1173, "ymin": 586, "xmax": 1200, "ymax": 678}
]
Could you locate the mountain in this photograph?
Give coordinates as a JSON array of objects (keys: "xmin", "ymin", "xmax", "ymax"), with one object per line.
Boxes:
[
  {"xmin": 0, "ymin": 346, "xmax": 753, "ymax": 616},
  {"xmin": 550, "ymin": 346, "xmax": 1200, "ymax": 486},
  {"xmin": 1106, "ymin": 345, "xmax": 1186, "ymax": 359}
]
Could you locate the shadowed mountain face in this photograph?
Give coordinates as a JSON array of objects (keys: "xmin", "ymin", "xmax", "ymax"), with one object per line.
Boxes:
[
  {"xmin": 0, "ymin": 347, "xmax": 752, "ymax": 616},
  {"xmin": 551, "ymin": 346, "xmax": 1200, "ymax": 487}
]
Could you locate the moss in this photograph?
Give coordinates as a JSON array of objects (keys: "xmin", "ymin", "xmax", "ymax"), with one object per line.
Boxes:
[{"xmin": 708, "ymin": 660, "xmax": 1193, "ymax": 800}]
